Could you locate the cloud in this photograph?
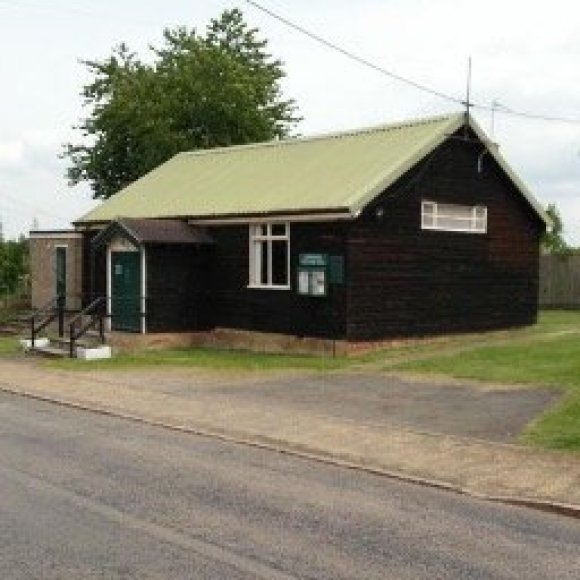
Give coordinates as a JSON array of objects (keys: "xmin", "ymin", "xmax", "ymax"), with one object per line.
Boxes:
[
  {"xmin": 0, "ymin": 129, "xmax": 65, "ymax": 171},
  {"xmin": 0, "ymin": 127, "xmax": 97, "ymax": 239},
  {"xmin": 0, "ymin": 140, "xmax": 24, "ymax": 167}
]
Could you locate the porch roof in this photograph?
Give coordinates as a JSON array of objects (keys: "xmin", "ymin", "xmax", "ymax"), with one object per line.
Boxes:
[{"xmin": 91, "ymin": 218, "xmax": 214, "ymax": 248}]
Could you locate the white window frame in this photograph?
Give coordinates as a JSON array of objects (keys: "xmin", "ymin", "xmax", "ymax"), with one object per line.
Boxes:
[
  {"xmin": 248, "ymin": 223, "xmax": 291, "ymax": 290},
  {"xmin": 421, "ymin": 200, "xmax": 487, "ymax": 234}
]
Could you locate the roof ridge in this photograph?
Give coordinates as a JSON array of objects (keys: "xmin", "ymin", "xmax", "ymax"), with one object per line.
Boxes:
[{"xmin": 178, "ymin": 111, "xmax": 465, "ymax": 159}]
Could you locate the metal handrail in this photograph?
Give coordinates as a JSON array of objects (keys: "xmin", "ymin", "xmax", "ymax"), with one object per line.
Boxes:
[
  {"xmin": 68, "ymin": 296, "xmax": 107, "ymax": 358},
  {"xmin": 67, "ymin": 296, "xmax": 105, "ymax": 329},
  {"xmin": 29, "ymin": 295, "xmax": 65, "ymax": 348}
]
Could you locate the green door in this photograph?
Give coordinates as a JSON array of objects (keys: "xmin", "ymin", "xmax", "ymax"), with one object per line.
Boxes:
[
  {"xmin": 55, "ymin": 247, "xmax": 67, "ymax": 298},
  {"xmin": 111, "ymin": 251, "xmax": 141, "ymax": 332}
]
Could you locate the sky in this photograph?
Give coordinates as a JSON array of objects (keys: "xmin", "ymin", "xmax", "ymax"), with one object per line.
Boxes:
[{"xmin": 1, "ymin": 0, "xmax": 579, "ymax": 241}]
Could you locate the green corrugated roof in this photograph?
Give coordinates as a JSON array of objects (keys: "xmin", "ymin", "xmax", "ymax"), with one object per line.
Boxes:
[{"xmin": 77, "ymin": 112, "xmax": 546, "ymax": 224}]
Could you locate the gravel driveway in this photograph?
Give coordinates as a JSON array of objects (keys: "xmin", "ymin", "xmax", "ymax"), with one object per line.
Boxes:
[{"xmin": 77, "ymin": 368, "xmax": 560, "ymax": 443}]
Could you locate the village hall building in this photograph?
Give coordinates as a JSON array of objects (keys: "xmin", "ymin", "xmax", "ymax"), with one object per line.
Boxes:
[{"xmin": 30, "ymin": 112, "xmax": 547, "ymax": 352}]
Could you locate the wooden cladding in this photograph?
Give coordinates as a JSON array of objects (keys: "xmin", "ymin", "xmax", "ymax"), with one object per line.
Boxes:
[
  {"xmin": 346, "ymin": 133, "xmax": 542, "ymax": 341},
  {"xmin": 211, "ymin": 223, "xmax": 347, "ymax": 339},
  {"xmin": 81, "ymin": 128, "xmax": 542, "ymax": 342}
]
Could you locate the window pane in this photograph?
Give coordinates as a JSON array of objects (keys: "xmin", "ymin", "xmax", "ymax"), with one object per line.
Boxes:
[
  {"xmin": 271, "ymin": 223, "xmax": 286, "ymax": 237},
  {"xmin": 421, "ymin": 201, "xmax": 487, "ymax": 233},
  {"xmin": 437, "ymin": 204, "xmax": 472, "ymax": 219},
  {"xmin": 439, "ymin": 216, "xmax": 472, "ymax": 230},
  {"xmin": 260, "ymin": 241, "xmax": 268, "ymax": 285},
  {"xmin": 251, "ymin": 241, "xmax": 261, "ymax": 284},
  {"xmin": 422, "ymin": 214, "xmax": 435, "ymax": 227},
  {"xmin": 422, "ymin": 202, "xmax": 435, "ymax": 228},
  {"xmin": 271, "ymin": 240, "xmax": 288, "ymax": 285},
  {"xmin": 475, "ymin": 217, "xmax": 486, "ymax": 231},
  {"xmin": 249, "ymin": 223, "xmax": 291, "ymax": 287},
  {"xmin": 422, "ymin": 202, "xmax": 435, "ymax": 215}
]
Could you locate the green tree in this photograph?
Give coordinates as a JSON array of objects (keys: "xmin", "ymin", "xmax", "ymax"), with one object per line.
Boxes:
[
  {"xmin": 0, "ymin": 237, "xmax": 28, "ymax": 296},
  {"xmin": 542, "ymin": 203, "xmax": 570, "ymax": 254},
  {"xmin": 64, "ymin": 8, "xmax": 300, "ymax": 200}
]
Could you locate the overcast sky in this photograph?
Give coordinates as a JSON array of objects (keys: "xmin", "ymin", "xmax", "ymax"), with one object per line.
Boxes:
[{"xmin": 1, "ymin": 0, "xmax": 579, "ymax": 241}]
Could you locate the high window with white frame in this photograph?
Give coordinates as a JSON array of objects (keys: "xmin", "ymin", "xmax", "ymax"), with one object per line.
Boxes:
[
  {"xmin": 249, "ymin": 223, "xmax": 290, "ymax": 288},
  {"xmin": 421, "ymin": 201, "xmax": 487, "ymax": 234}
]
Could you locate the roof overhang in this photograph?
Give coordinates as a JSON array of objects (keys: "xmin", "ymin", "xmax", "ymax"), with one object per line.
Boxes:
[
  {"xmin": 29, "ymin": 230, "xmax": 83, "ymax": 239},
  {"xmin": 91, "ymin": 218, "xmax": 214, "ymax": 249},
  {"xmin": 77, "ymin": 209, "xmax": 355, "ymax": 230},
  {"xmin": 188, "ymin": 209, "xmax": 354, "ymax": 226}
]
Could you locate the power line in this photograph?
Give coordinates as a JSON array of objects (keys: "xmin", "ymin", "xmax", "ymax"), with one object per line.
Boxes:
[
  {"xmin": 0, "ymin": 191, "xmax": 70, "ymax": 224},
  {"xmin": 245, "ymin": 0, "xmax": 464, "ymax": 106},
  {"xmin": 245, "ymin": 0, "xmax": 580, "ymax": 125},
  {"xmin": 478, "ymin": 101, "xmax": 580, "ymax": 124}
]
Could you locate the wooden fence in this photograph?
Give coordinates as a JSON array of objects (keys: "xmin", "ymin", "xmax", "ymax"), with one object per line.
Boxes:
[{"xmin": 539, "ymin": 254, "xmax": 580, "ymax": 308}]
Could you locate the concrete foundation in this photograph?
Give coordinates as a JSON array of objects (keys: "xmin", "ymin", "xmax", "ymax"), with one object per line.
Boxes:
[
  {"xmin": 107, "ymin": 328, "xmax": 348, "ymax": 357},
  {"xmin": 106, "ymin": 327, "xmax": 496, "ymax": 357},
  {"xmin": 25, "ymin": 322, "xmax": 477, "ymax": 358}
]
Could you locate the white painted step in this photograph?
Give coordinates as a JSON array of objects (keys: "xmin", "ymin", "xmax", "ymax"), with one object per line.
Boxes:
[{"xmin": 76, "ymin": 345, "xmax": 112, "ymax": 360}]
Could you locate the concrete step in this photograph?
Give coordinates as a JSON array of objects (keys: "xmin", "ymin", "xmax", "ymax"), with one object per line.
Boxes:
[
  {"xmin": 28, "ymin": 341, "xmax": 112, "ymax": 360},
  {"xmin": 21, "ymin": 331, "xmax": 111, "ymax": 360}
]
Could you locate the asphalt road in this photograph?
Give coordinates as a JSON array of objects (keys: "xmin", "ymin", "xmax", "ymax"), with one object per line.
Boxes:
[{"xmin": 0, "ymin": 392, "xmax": 578, "ymax": 579}]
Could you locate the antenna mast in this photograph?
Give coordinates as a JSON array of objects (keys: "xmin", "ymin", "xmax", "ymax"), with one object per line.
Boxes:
[
  {"xmin": 464, "ymin": 56, "xmax": 472, "ymax": 120},
  {"xmin": 490, "ymin": 99, "xmax": 500, "ymax": 138}
]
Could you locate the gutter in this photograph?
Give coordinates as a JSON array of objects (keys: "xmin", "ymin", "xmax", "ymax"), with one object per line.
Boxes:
[{"xmin": 74, "ymin": 209, "xmax": 355, "ymax": 229}]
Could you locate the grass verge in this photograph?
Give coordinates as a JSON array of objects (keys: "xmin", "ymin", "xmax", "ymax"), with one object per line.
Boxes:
[
  {"xmin": 49, "ymin": 346, "xmax": 347, "ymax": 373},
  {"xmin": 0, "ymin": 336, "xmax": 20, "ymax": 356}
]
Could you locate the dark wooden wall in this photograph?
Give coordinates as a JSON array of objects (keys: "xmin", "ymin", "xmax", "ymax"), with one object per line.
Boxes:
[
  {"xmin": 346, "ymin": 131, "xmax": 544, "ymax": 341},
  {"xmin": 80, "ymin": 129, "xmax": 543, "ymax": 341},
  {"xmin": 210, "ymin": 223, "xmax": 347, "ymax": 339},
  {"xmin": 146, "ymin": 245, "xmax": 213, "ymax": 332}
]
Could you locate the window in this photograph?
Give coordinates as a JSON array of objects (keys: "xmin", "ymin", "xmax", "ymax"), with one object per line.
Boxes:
[
  {"xmin": 55, "ymin": 246, "xmax": 67, "ymax": 298},
  {"xmin": 421, "ymin": 201, "xmax": 487, "ymax": 233},
  {"xmin": 249, "ymin": 223, "xmax": 290, "ymax": 288}
]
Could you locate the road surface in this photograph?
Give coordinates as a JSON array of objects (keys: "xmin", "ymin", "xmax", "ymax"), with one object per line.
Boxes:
[{"xmin": 0, "ymin": 391, "xmax": 578, "ymax": 579}]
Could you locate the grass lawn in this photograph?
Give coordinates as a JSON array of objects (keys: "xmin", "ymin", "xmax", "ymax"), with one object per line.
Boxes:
[
  {"xmin": 50, "ymin": 346, "xmax": 347, "ymax": 373},
  {"xmin": 381, "ymin": 310, "xmax": 580, "ymax": 451},
  {"xmin": 0, "ymin": 304, "xmax": 29, "ymax": 356},
  {"xmin": 0, "ymin": 336, "xmax": 20, "ymax": 356}
]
